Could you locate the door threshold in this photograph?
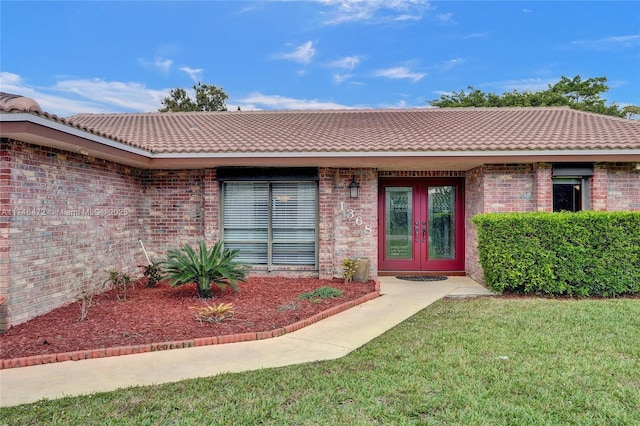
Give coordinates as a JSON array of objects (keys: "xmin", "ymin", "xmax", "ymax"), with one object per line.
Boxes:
[{"xmin": 378, "ymin": 271, "xmax": 466, "ymax": 277}]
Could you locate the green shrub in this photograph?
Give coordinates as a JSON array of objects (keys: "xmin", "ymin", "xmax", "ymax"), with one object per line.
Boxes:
[
  {"xmin": 298, "ymin": 286, "xmax": 344, "ymax": 301},
  {"xmin": 162, "ymin": 240, "xmax": 248, "ymax": 298},
  {"xmin": 472, "ymin": 211, "xmax": 640, "ymax": 297},
  {"xmin": 342, "ymin": 258, "xmax": 357, "ymax": 283}
]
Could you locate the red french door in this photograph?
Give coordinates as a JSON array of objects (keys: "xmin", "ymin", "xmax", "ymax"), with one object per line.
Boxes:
[{"xmin": 378, "ymin": 178, "xmax": 465, "ymax": 271}]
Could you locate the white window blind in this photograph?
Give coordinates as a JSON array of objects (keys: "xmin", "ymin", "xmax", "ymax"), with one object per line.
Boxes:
[
  {"xmin": 223, "ymin": 182, "xmax": 269, "ymax": 264},
  {"xmin": 223, "ymin": 181, "xmax": 317, "ymax": 268}
]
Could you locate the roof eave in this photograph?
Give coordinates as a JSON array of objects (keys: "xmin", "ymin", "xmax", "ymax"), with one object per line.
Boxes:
[
  {"xmin": 145, "ymin": 150, "xmax": 640, "ymax": 171},
  {"xmin": 3, "ymin": 112, "xmax": 639, "ymax": 171},
  {"xmin": 1, "ymin": 112, "xmax": 153, "ymax": 168}
]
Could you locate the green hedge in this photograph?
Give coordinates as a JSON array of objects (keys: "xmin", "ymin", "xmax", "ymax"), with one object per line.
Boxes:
[{"xmin": 472, "ymin": 211, "xmax": 640, "ymax": 296}]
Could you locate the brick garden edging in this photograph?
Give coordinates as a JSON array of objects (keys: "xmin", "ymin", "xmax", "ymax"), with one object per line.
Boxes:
[{"xmin": 0, "ymin": 281, "xmax": 381, "ymax": 370}]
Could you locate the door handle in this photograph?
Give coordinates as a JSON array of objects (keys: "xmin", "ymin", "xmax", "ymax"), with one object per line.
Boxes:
[
  {"xmin": 422, "ymin": 221, "xmax": 427, "ymax": 243},
  {"xmin": 414, "ymin": 221, "xmax": 419, "ymax": 243}
]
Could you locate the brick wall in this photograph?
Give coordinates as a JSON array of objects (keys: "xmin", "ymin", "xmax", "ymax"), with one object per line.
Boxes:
[
  {"xmin": 325, "ymin": 168, "xmax": 378, "ymax": 279},
  {"xmin": 482, "ymin": 164, "xmax": 535, "ymax": 213},
  {"xmin": 534, "ymin": 163, "xmax": 552, "ymax": 211},
  {"xmin": 317, "ymin": 168, "xmax": 334, "ymax": 279},
  {"xmin": 606, "ymin": 163, "xmax": 640, "ymax": 211},
  {"xmin": 464, "ymin": 166, "xmax": 484, "ymax": 283},
  {"xmin": 0, "ymin": 141, "xmax": 11, "ymax": 330},
  {"xmin": 2, "ymin": 139, "xmax": 144, "ymax": 329},
  {"xmin": 203, "ymin": 168, "xmax": 220, "ymax": 243},
  {"xmin": 140, "ymin": 169, "xmax": 205, "ymax": 261}
]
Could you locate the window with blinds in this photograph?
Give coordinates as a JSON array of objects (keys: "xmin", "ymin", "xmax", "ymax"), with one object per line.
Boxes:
[{"xmin": 222, "ymin": 181, "xmax": 317, "ymax": 269}]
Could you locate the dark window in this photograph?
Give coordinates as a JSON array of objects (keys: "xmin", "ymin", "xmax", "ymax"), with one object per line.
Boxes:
[
  {"xmin": 552, "ymin": 178, "xmax": 583, "ymax": 212},
  {"xmin": 551, "ymin": 164, "xmax": 593, "ymax": 212}
]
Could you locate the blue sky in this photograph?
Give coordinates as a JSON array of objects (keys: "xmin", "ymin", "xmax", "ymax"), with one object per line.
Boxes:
[{"xmin": 1, "ymin": 1, "xmax": 639, "ymax": 117}]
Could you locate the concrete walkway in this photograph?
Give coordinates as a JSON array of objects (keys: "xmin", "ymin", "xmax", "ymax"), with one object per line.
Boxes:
[{"xmin": 0, "ymin": 276, "xmax": 492, "ymax": 407}]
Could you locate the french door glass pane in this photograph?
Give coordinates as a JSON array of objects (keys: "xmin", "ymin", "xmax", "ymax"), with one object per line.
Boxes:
[
  {"xmin": 223, "ymin": 182, "xmax": 269, "ymax": 264},
  {"xmin": 428, "ymin": 186, "xmax": 455, "ymax": 259},
  {"xmin": 385, "ymin": 187, "xmax": 413, "ymax": 259}
]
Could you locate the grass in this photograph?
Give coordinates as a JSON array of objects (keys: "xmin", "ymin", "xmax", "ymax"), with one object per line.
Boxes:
[{"xmin": 1, "ymin": 297, "xmax": 639, "ymax": 425}]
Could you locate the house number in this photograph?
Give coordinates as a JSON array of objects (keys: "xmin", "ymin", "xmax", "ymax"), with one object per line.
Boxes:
[{"xmin": 340, "ymin": 202, "xmax": 373, "ymax": 235}]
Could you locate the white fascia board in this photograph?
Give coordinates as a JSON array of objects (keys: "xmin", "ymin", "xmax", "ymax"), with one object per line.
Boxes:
[
  {"xmin": 1, "ymin": 113, "xmax": 152, "ymax": 157},
  {"xmin": 151, "ymin": 149, "xmax": 640, "ymax": 159}
]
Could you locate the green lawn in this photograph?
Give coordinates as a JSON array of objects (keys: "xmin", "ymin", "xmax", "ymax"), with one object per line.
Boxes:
[{"xmin": 2, "ymin": 297, "xmax": 639, "ymax": 425}]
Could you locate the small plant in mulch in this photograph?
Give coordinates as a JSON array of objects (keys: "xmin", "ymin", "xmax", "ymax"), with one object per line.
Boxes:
[
  {"xmin": 104, "ymin": 269, "xmax": 132, "ymax": 301},
  {"xmin": 76, "ymin": 289, "xmax": 96, "ymax": 321},
  {"xmin": 342, "ymin": 258, "xmax": 358, "ymax": 283},
  {"xmin": 297, "ymin": 286, "xmax": 344, "ymax": 303},
  {"xmin": 139, "ymin": 261, "xmax": 164, "ymax": 287},
  {"xmin": 190, "ymin": 302, "xmax": 235, "ymax": 324}
]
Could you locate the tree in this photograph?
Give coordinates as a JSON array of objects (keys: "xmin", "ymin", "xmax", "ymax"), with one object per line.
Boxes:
[
  {"xmin": 159, "ymin": 82, "xmax": 228, "ymax": 112},
  {"xmin": 428, "ymin": 75, "xmax": 639, "ymax": 119}
]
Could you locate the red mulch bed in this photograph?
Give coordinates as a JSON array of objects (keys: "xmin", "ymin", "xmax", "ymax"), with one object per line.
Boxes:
[{"xmin": 0, "ymin": 277, "xmax": 376, "ymax": 360}]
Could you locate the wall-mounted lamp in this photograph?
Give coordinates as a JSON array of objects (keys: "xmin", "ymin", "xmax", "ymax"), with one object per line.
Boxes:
[{"xmin": 348, "ymin": 175, "xmax": 360, "ymax": 199}]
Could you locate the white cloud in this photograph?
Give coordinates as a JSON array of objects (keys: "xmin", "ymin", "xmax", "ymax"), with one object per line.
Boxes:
[
  {"xmin": 0, "ymin": 71, "xmax": 23, "ymax": 90},
  {"xmin": 53, "ymin": 79, "xmax": 168, "ymax": 111},
  {"xmin": 139, "ymin": 56, "xmax": 173, "ymax": 73},
  {"xmin": 276, "ymin": 41, "xmax": 316, "ymax": 64},
  {"xmin": 334, "ymin": 73, "xmax": 353, "ymax": 84},
  {"xmin": 372, "ymin": 67, "xmax": 425, "ymax": 82},
  {"xmin": 494, "ymin": 78, "xmax": 553, "ymax": 93},
  {"xmin": 461, "ymin": 32, "xmax": 489, "ymax": 40},
  {"xmin": 439, "ymin": 57, "xmax": 464, "ymax": 70},
  {"xmin": 179, "ymin": 66, "xmax": 203, "ymax": 82},
  {"xmin": 317, "ymin": 0, "xmax": 431, "ymax": 25},
  {"xmin": 154, "ymin": 58, "xmax": 173, "ymax": 72},
  {"xmin": 569, "ymin": 34, "xmax": 640, "ymax": 51},
  {"xmin": 376, "ymin": 98, "xmax": 430, "ymax": 109},
  {"xmin": 328, "ymin": 55, "xmax": 361, "ymax": 70},
  {"xmin": 0, "ymin": 71, "xmax": 168, "ymax": 116},
  {"xmin": 434, "ymin": 13, "xmax": 454, "ymax": 24},
  {"xmin": 237, "ymin": 92, "xmax": 357, "ymax": 110}
]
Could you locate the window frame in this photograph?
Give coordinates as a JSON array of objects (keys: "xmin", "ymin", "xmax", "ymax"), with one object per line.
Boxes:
[
  {"xmin": 552, "ymin": 164, "xmax": 593, "ymax": 212},
  {"xmin": 220, "ymin": 179, "xmax": 319, "ymax": 272}
]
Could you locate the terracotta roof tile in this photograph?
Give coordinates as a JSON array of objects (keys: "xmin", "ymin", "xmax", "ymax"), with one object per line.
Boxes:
[
  {"xmin": 46, "ymin": 107, "xmax": 640, "ymax": 154},
  {"xmin": 0, "ymin": 92, "xmax": 43, "ymax": 114}
]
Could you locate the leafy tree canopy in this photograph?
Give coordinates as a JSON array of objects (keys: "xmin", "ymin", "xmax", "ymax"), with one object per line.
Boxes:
[
  {"xmin": 159, "ymin": 82, "xmax": 228, "ymax": 112},
  {"xmin": 428, "ymin": 75, "xmax": 639, "ymax": 119}
]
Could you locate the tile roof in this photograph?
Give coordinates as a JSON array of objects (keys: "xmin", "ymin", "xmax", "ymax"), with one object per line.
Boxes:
[
  {"xmin": 65, "ymin": 107, "xmax": 640, "ymax": 154},
  {"xmin": 0, "ymin": 92, "xmax": 43, "ymax": 114}
]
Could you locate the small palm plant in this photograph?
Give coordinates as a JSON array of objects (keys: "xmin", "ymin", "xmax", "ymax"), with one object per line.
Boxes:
[{"xmin": 162, "ymin": 240, "xmax": 248, "ymax": 298}]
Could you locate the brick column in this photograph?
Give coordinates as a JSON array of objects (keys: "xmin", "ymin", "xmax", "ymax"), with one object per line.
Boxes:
[
  {"xmin": 203, "ymin": 168, "xmax": 220, "ymax": 243},
  {"xmin": 591, "ymin": 163, "xmax": 608, "ymax": 211},
  {"xmin": 534, "ymin": 163, "xmax": 552, "ymax": 212},
  {"xmin": 317, "ymin": 168, "xmax": 334, "ymax": 279},
  {"xmin": 0, "ymin": 141, "xmax": 11, "ymax": 332}
]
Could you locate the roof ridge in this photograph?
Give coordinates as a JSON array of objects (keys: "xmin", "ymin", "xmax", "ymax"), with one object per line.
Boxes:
[{"xmin": 67, "ymin": 106, "xmax": 581, "ymax": 119}]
